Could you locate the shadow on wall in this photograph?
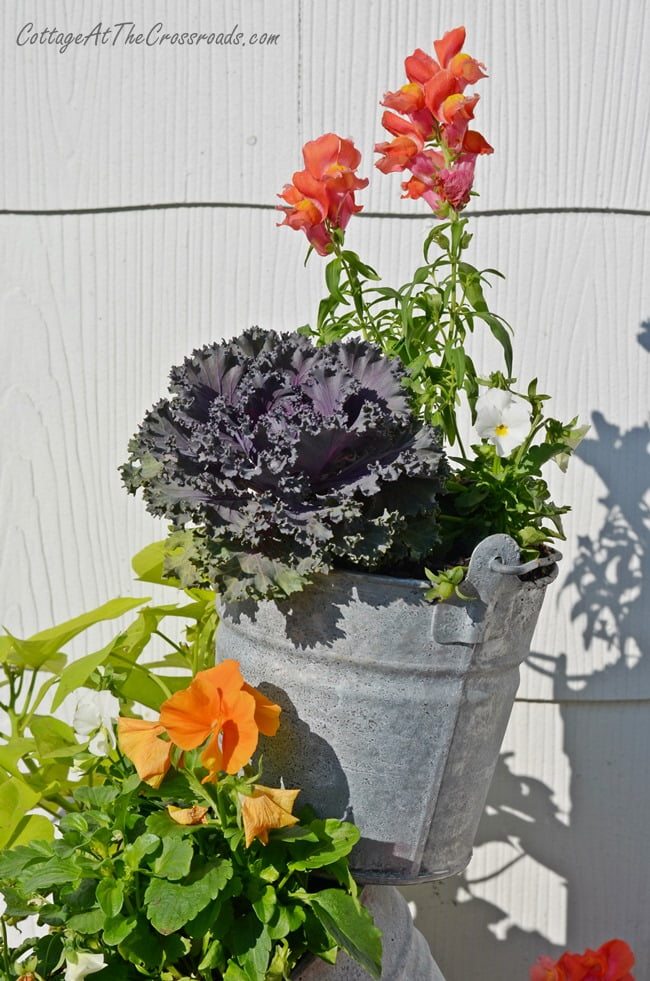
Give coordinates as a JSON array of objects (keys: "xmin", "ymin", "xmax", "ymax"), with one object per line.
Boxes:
[{"xmin": 403, "ymin": 324, "xmax": 650, "ymax": 978}]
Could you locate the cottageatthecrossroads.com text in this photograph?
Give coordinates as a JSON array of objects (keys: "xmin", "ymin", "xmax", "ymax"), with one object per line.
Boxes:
[{"xmin": 16, "ymin": 22, "xmax": 281, "ymax": 54}]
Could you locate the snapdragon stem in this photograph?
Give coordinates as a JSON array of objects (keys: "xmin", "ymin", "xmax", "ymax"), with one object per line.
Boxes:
[
  {"xmin": 337, "ymin": 248, "xmax": 365, "ymax": 321},
  {"xmin": 444, "ymin": 209, "xmax": 470, "ymax": 461},
  {"xmin": 331, "ymin": 238, "xmax": 382, "ymax": 346}
]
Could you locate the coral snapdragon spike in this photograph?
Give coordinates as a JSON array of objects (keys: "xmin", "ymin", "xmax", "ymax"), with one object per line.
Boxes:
[
  {"xmin": 303, "ymin": 132, "xmax": 364, "ymax": 185},
  {"xmin": 375, "ymin": 26, "xmax": 492, "ymax": 217},
  {"xmin": 531, "ymin": 940, "xmax": 635, "ymax": 981},
  {"xmin": 278, "ymin": 133, "xmax": 367, "ymax": 254},
  {"xmin": 240, "ymin": 784, "xmax": 301, "ymax": 847}
]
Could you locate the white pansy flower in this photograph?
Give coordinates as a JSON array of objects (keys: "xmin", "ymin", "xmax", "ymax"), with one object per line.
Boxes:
[
  {"xmin": 475, "ymin": 389, "xmax": 530, "ymax": 457},
  {"xmin": 73, "ymin": 690, "xmax": 120, "ymax": 757},
  {"xmin": 64, "ymin": 950, "xmax": 106, "ymax": 980}
]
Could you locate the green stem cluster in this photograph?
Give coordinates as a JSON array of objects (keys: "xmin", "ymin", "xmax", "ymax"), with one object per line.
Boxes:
[
  {"xmin": 311, "ymin": 208, "xmax": 513, "ymax": 458},
  {"xmin": 300, "ymin": 206, "xmax": 583, "ymax": 584}
]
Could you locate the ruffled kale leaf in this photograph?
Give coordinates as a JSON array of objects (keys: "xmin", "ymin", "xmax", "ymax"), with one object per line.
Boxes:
[{"xmin": 121, "ymin": 328, "xmax": 447, "ymax": 600}]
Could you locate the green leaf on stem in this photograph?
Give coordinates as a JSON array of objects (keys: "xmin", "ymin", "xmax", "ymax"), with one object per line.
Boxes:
[
  {"xmin": 144, "ymin": 858, "xmax": 233, "ymax": 934},
  {"xmin": 3, "ymin": 598, "xmax": 146, "ymax": 670},
  {"xmin": 152, "ymin": 836, "xmax": 194, "ymax": 881},
  {"xmin": 287, "ymin": 818, "xmax": 359, "ymax": 871},
  {"xmin": 298, "ymin": 889, "xmax": 383, "ymax": 980},
  {"xmin": 132, "ymin": 540, "xmax": 181, "ymax": 587},
  {"xmin": 96, "ymin": 878, "xmax": 125, "ymax": 918},
  {"xmin": 0, "ymin": 776, "xmax": 42, "ymax": 849}
]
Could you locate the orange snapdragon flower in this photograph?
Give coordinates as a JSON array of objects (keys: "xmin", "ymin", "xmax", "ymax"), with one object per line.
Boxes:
[
  {"xmin": 375, "ymin": 26, "xmax": 492, "ymax": 216},
  {"xmin": 278, "ymin": 134, "xmax": 368, "ymax": 255},
  {"xmin": 240, "ymin": 784, "xmax": 300, "ymax": 847},
  {"xmin": 374, "ymin": 111, "xmax": 427, "ymax": 174},
  {"xmin": 118, "ymin": 660, "xmax": 281, "ymax": 786}
]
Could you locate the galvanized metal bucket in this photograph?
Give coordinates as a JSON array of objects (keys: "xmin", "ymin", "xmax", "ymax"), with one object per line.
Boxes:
[
  {"xmin": 217, "ymin": 534, "xmax": 559, "ymax": 884},
  {"xmin": 292, "ymin": 886, "xmax": 445, "ymax": 980}
]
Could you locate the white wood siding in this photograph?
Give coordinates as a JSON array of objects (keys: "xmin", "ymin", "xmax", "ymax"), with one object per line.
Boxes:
[{"xmin": 2, "ymin": 2, "xmax": 649, "ymax": 976}]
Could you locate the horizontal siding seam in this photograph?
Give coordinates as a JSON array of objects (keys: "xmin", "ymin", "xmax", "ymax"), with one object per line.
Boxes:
[
  {"xmin": 515, "ymin": 696, "xmax": 650, "ymax": 706},
  {"xmin": 1, "ymin": 205, "xmax": 649, "ymax": 219}
]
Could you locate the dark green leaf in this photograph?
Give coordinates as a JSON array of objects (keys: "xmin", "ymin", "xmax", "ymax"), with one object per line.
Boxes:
[
  {"xmin": 123, "ymin": 833, "xmax": 160, "ymax": 870},
  {"xmin": 302, "ymin": 889, "xmax": 383, "ymax": 979},
  {"xmin": 32, "ymin": 933, "xmax": 65, "ymax": 975},
  {"xmin": 198, "ymin": 937, "xmax": 225, "ymax": 972},
  {"xmin": 118, "ymin": 915, "xmax": 166, "ymax": 970},
  {"xmin": 96, "ymin": 878, "xmax": 124, "ymax": 918},
  {"xmin": 251, "ymin": 884, "xmax": 277, "ymax": 924},
  {"xmin": 288, "ymin": 819, "xmax": 359, "ymax": 871},
  {"xmin": 476, "ymin": 312, "xmax": 513, "ymax": 374},
  {"xmin": 152, "ymin": 836, "xmax": 194, "ymax": 880},
  {"xmin": 228, "ymin": 912, "xmax": 272, "ymax": 980},
  {"xmin": 144, "ymin": 859, "xmax": 233, "ymax": 934},
  {"xmin": 21, "ymin": 857, "xmax": 87, "ymax": 893},
  {"xmin": 74, "ymin": 786, "xmax": 120, "ymax": 809},
  {"xmin": 103, "ymin": 912, "xmax": 138, "ymax": 946},
  {"xmin": 325, "ymin": 258, "xmax": 346, "ymax": 304},
  {"xmin": 66, "ymin": 905, "xmax": 106, "ymax": 933}
]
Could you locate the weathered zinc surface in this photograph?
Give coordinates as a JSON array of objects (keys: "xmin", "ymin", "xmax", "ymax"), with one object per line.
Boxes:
[{"xmin": 218, "ymin": 535, "xmax": 556, "ymax": 882}]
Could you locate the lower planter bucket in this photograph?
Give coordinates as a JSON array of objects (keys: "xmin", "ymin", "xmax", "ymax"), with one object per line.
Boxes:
[{"xmin": 217, "ymin": 534, "xmax": 559, "ymax": 884}]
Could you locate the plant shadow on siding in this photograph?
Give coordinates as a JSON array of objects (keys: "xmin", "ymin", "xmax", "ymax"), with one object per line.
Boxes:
[{"xmin": 402, "ymin": 323, "xmax": 650, "ymax": 978}]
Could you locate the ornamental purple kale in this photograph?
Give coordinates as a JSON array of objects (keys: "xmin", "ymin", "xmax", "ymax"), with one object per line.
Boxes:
[{"xmin": 121, "ymin": 328, "xmax": 447, "ymax": 600}]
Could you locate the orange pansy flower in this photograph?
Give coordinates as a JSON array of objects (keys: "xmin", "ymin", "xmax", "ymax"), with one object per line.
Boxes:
[
  {"xmin": 240, "ymin": 785, "xmax": 301, "ymax": 847},
  {"xmin": 159, "ymin": 660, "xmax": 280, "ymax": 782},
  {"xmin": 119, "ymin": 661, "xmax": 281, "ymax": 786},
  {"xmin": 243, "ymin": 682, "xmax": 282, "ymax": 737},
  {"xmin": 117, "ymin": 718, "xmax": 173, "ymax": 788}
]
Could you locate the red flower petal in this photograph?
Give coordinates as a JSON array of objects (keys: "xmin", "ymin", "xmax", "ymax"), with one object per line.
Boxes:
[
  {"xmin": 434, "ymin": 26, "xmax": 467, "ymax": 69},
  {"xmin": 404, "ymin": 48, "xmax": 440, "ymax": 85}
]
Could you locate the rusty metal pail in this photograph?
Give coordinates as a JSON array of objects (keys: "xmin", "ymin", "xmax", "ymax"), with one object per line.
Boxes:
[{"xmin": 217, "ymin": 535, "xmax": 558, "ymax": 883}]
